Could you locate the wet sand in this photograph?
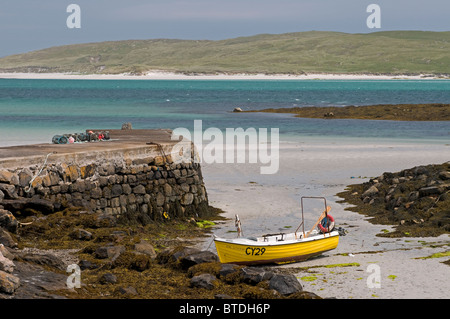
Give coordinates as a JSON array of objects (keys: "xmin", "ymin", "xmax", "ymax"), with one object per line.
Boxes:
[{"xmin": 201, "ymin": 137, "xmax": 450, "ymax": 299}]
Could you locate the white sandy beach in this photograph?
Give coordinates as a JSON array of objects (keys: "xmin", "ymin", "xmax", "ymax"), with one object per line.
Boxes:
[
  {"xmin": 200, "ymin": 137, "xmax": 450, "ymax": 299},
  {"xmin": 0, "ymin": 71, "xmax": 444, "ymax": 81}
]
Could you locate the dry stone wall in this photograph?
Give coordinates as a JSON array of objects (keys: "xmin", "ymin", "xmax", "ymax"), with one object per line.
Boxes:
[{"xmin": 0, "ymin": 153, "xmax": 209, "ymax": 224}]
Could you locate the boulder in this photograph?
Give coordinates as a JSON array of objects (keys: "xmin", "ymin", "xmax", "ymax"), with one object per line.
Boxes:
[
  {"xmin": 117, "ymin": 286, "xmax": 138, "ymax": 295},
  {"xmin": 219, "ymin": 263, "xmax": 240, "ymax": 278},
  {"xmin": 190, "ymin": 273, "xmax": 217, "ymax": 290},
  {"xmin": 0, "ymin": 250, "xmax": 15, "ymax": 273},
  {"xmin": 361, "ymin": 185, "xmax": 379, "ymax": 198},
  {"xmin": 0, "ymin": 244, "xmax": 14, "ymax": 260},
  {"xmin": 179, "ymin": 251, "xmax": 218, "ymax": 270},
  {"xmin": 438, "ymin": 171, "xmax": 450, "ymax": 180},
  {"xmin": 121, "ymin": 122, "xmax": 133, "ymax": 130},
  {"xmin": 78, "ymin": 259, "xmax": 99, "ymax": 270},
  {"xmin": 95, "ymin": 245, "xmax": 125, "ymax": 261},
  {"xmin": 99, "ymin": 272, "xmax": 117, "ymax": 284},
  {"xmin": 240, "ymin": 267, "xmax": 273, "ymax": 285},
  {"xmin": 0, "ymin": 228, "xmax": 18, "ymax": 248},
  {"xmin": 157, "ymin": 247, "xmax": 201, "ymax": 265},
  {"xmin": 269, "ymin": 273, "xmax": 302, "ymax": 296},
  {"xmin": 1, "ymin": 197, "xmax": 54, "ymax": 214},
  {"xmin": 17, "ymin": 252, "xmax": 66, "ymax": 271},
  {"xmin": 134, "ymin": 240, "xmax": 157, "ymax": 259},
  {"xmin": 0, "ymin": 209, "xmax": 18, "ymax": 233},
  {"xmin": 233, "ymin": 107, "xmax": 243, "ymax": 112},
  {"xmin": 0, "ymin": 270, "xmax": 20, "ymax": 294},
  {"xmin": 419, "ymin": 186, "xmax": 444, "ymax": 197},
  {"xmin": 69, "ymin": 228, "xmax": 93, "ymax": 241}
]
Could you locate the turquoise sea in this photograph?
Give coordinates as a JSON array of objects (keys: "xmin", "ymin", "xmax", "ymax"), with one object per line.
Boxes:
[{"xmin": 0, "ymin": 79, "xmax": 449, "ymax": 146}]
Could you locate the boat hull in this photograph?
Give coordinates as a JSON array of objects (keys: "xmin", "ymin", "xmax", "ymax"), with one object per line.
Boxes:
[{"xmin": 214, "ymin": 232, "xmax": 339, "ymax": 265}]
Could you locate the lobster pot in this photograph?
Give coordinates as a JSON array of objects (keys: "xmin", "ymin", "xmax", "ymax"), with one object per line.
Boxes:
[
  {"xmin": 52, "ymin": 135, "xmax": 68, "ymax": 144},
  {"xmin": 78, "ymin": 133, "xmax": 88, "ymax": 142},
  {"xmin": 103, "ymin": 131, "xmax": 110, "ymax": 140}
]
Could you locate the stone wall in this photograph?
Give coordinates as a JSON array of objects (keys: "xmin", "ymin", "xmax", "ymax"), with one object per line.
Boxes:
[{"xmin": 0, "ymin": 152, "xmax": 209, "ymax": 225}]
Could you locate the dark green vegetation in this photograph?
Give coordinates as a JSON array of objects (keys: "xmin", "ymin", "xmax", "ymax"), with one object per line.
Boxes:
[
  {"xmin": 4, "ymin": 207, "xmax": 320, "ymax": 299},
  {"xmin": 247, "ymin": 104, "xmax": 450, "ymax": 121},
  {"xmin": 0, "ymin": 31, "xmax": 449, "ymax": 75},
  {"xmin": 337, "ymin": 162, "xmax": 450, "ymax": 238}
]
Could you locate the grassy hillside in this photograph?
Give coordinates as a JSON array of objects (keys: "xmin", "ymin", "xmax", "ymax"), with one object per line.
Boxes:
[{"xmin": 0, "ymin": 31, "xmax": 449, "ymax": 75}]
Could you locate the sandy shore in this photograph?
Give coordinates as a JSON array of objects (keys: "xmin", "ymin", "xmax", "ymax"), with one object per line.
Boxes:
[
  {"xmin": 0, "ymin": 71, "xmax": 444, "ymax": 80},
  {"xmin": 200, "ymin": 137, "xmax": 450, "ymax": 299}
]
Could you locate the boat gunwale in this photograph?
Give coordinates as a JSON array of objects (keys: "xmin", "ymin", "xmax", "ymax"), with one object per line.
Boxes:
[{"xmin": 213, "ymin": 230, "xmax": 339, "ymax": 247}]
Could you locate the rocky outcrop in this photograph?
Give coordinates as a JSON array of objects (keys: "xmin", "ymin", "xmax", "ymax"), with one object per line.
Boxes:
[{"xmin": 338, "ymin": 161, "xmax": 450, "ymax": 237}]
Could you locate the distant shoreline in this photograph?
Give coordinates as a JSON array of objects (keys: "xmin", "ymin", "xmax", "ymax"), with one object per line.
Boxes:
[{"xmin": 0, "ymin": 71, "xmax": 448, "ymax": 80}]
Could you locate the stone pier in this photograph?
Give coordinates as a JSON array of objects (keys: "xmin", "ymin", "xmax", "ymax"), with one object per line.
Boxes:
[{"xmin": 0, "ymin": 129, "xmax": 210, "ymax": 224}]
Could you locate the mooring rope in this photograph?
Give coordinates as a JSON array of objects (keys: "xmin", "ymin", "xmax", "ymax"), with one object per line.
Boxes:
[{"xmin": 24, "ymin": 152, "xmax": 57, "ymax": 193}]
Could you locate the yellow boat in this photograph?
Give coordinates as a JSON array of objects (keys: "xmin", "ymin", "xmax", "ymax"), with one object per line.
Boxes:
[{"xmin": 214, "ymin": 197, "xmax": 343, "ymax": 265}]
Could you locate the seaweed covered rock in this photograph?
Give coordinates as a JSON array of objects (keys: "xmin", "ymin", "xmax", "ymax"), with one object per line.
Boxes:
[
  {"xmin": 338, "ymin": 161, "xmax": 450, "ymax": 237},
  {"xmin": 269, "ymin": 273, "xmax": 303, "ymax": 296}
]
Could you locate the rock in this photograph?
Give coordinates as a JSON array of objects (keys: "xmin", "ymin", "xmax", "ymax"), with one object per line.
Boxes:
[
  {"xmin": 99, "ymin": 272, "xmax": 117, "ymax": 284},
  {"xmin": 0, "ymin": 244, "xmax": 14, "ymax": 260},
  {"xmin": 1, "ymin": 197, "xmax": 54, "ymax": 214},
  {"xmin": 94, "ymin": 212, "xmax": 117, "ymax": 228},
  {"xmin": 240, "ymin": 267, "xmax": 273, "ymax": 285},
  {"xmin": 0, "ymin": 183, "xmax": 18, "ymax": 199},
  {"xmin": 0, "ymin": 228, "xmax": 18, "ymax": 248},
  {"xmin": 408, "ymin": 191, "xmax": 420, "ymax": 201},
  {"xmin": 134, "ymin": 240, "xmax": 157, "ymax": 259},
  {"xmin": 179, "ymin": 251, "xmax": 219, "ymax": 270},
  {"xmin": 0, "ymin": 270, "xmax": 20, "ymax": 294},
  {"xmin": 17, "ymin": 252, "xmax": 66, "ymax": 271},
  {"xmin": 419, "ymin": 186, "xmax": 444, "ymax": 197},
  {"xmin": 0, "ymin": 209, "xmax": 18, "ymax": 233},
  {"xmin": 0, "ymin": 190, "xmax": 4, "ymax": 202},
  {"xmin": 438, "ymin": 171, "xmax": 450, "ymax": 180},
  {"xmin": 269, "ymin": 273, "xmax": 302, "ymax": 296},
  {"xmin": 156, "ymin": 192, "xmax": 165, "ymax": 206},
  {"xmin": 0, "ymin": 171, "xmax": 19, "ymax": 185},
  {"xmin": 95, "ymin": 245, "xmax": 125, "ymax": 260},
  {"xmin": 121, "ymin": 122, "xmax": 133, "ymax": 130},
  {"xmin": 111, "ymin": 184, "xmax": 123, "ymax": 197},
  {"xmin": 190, "ymin": 273, "xmax": 217, "ymax": 290},
  {"xmin": 413, "ymin": 166, "xmax": 429, "ymax": 176},
  {"xmin": 181, "ymin": 193, "xmax": 194, "ymax": 205},
  {"xmin": 0, "ymin": 250, "xmax": 15, "ymax": 273},
  {"xmin": 117, "ymin": 286, "xmax": 138, "ymax": 295},
  {"xmin": 157, "ymin": 247, "xmax": 201, "ymax": 265},
  {"xmin": 132, "ymin": 185, "xmax": 146, "ymax": 195},
  {"xmin": 233, "ymin": 107, "xmax": 243, "ymax": 112},
  {"xmin": 69, "ymin": 228, "xmax": 93, "ymax": 241},
  {"xmin": 361, "ymin": 185, "xmax": 379, "ymax": 198},
  {"xmin": 78, "ymin": 259, "xmax": 99, "ymax": 270},
  {"xmin": 11, "ymin": 261, "xmax": 68, "ymax": 299},
  {"xmin": 219, "ymin": 263, "xmax": 240, "ymax": 278}
]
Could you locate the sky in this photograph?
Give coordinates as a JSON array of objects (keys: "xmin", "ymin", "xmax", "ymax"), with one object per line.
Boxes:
[{"xmin": 0, "ymin": 0, "xmax": 449, "ymax": 57}]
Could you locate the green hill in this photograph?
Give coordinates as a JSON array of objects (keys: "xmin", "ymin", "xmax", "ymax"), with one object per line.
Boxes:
[{"xmin": 0, "ymin": 31, "xmax": 449, "ymax": 75}]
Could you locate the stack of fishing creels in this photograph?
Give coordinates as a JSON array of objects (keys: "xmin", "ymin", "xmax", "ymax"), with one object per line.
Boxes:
[{"xmin": 52, "ymin": 131, "xmax": 110, "ymax": 144}]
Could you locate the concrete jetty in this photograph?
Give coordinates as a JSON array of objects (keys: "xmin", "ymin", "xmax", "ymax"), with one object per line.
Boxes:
[
  {"xmin": 0, "ymin": 129, "xmax": 209, "ymax": 224},
  {"xmin": 0, "ymin": 129, "xmax": 179, "ymax": 169}
]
